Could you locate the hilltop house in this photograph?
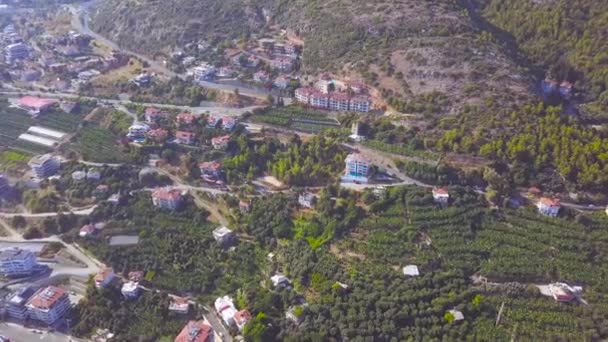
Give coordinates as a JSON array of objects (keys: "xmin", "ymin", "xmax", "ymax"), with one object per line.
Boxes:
[
  {"xmin": 151, "ymin": 187, "xmax": 184, "ymax": 210},
  {"xmin": 342, "ymin": 153, "xmax": 371, "ymax": 184}
]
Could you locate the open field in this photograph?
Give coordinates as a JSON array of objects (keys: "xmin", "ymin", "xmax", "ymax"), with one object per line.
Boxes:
[{"xmin": 71, "ymin": 125, "xmax": 129, "ymax": 164}]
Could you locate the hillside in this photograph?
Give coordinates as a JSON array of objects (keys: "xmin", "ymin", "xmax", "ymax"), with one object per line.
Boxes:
[
  {"xmin": 90, "ymin": 0, "xmax": 532, "ymax": 114},
  {"xmin": 478, "ymin": 0, "xmax": 608, "ymax": 117}
]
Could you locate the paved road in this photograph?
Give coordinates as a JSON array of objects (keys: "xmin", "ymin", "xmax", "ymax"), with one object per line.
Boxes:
[
  {"xmin": 0, "ymin": 322, "xmax": 82, "ymax": 342},
  {"xmin": 1, "ymin": 90, "xmax": 261, "ymax": 116},
  {"xmin": 0, "ymin": 206, "xmax": 97, "ymax": 218}
]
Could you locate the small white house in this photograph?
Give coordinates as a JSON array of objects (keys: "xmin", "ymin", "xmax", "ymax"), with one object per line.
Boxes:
[
  {"xmin": 271, "ymin": 273, "xmax": 291, "ymax": 288},
  {"xmin": 71, "ymin": 171, "xmax": 86, "ymax": 181},
  {"xmin": 403, "ymin": 265, "xmax": 420, "ymax": 277},
  {"xmin": 448, "ymin": 309, "xmax": 464, "ymax": 321},
  {"xmin": 212, "ymin": 226, "xmax": 234, "ymax": 245}
]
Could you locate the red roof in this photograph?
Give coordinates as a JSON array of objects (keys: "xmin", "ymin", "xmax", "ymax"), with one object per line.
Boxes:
[
  {"xmin": 350, "ymin": 95, "xmax": 371, "ymax": 104},
  {"xmin": 310, "ymin": 91, "xmax": 329, "ymax": 100},
  {"xmin": 234, "ymin": 310, "xmax": 252, "ymax": 326},
  {"xmin": 330, "ymin": 92, "xmax": 350, "ymax": 101},
  {"xmin": 433, "ymin": 188, "xmax": 449, "ymax": 196},
  {"xmin": 295, "ymin": 87, "xmax": 315, "ymax": 97},
  {"xmin": 212, "ymin": 135, "xmax": 231, "ymax": 144},
  {"xmin": 177, "ymin": 113, "xmax": 196, "ymax": 124},
  {"xmin": 539, "ymin": 197, "xmax": 560, "ymax": 207},
  {"xmin": 18, "ymin": 96, "xmax": 57, "ymax": 109},
  {"xmin": 95, "ymin": 267, "xmax": 114, "ymax": 283},
  {"xmin": 152, "ymin": 188, "xmax": 182, "ymax": 201},
  {"xmin": 174, "ymin": 320, "xmax": 213, "ymax": 342},
  {"xmin": 147, "ymin": 128, "xmax": 168, "ymax": 137},
  {"xmin": 80, "ymin": 224, "xmax": 95, "ymax": 234},
  {"xmin": 26, "ymin": 286, "xmax": 67, "ymax": 310},
  {"xmin": 200, "ymin": 161, "xmax": 221, "ymax": 171},
  {"xmin": 145, "ymin": 107, "xmax": 162, "ymax": 115}
]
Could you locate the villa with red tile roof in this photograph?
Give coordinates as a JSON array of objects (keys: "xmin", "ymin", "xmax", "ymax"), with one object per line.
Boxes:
[
  {"xmin": 175, "ymin": 131, "xmax": 196, "ymax": 145},
  {"xmin": 151, "ymin": 187, "xmax": 184, "ymax": 210},
  {"xmin": 176, "ymin": 113, "xmax": 196, "ymax": 126},
  {"xmin": 79, "ymin": 224, "xmax": 96, "ymax": 237},
  {"xmin": 295, "ymin": 87, "xmax": 315, "ymax": 104},
  {"xmin": 329, "ymin": 93, "xmax": 350, "ymax": 111},
  {"xmin": 212, "ymin": 135, "xmax": 231, "ymax": 149},
  {"xmin": 26, "ymin": 285, "xmax": 71, "ymax": 325},
  {"xmin": 537, "ymin": 197, "xmax": 561, "ymax": 217},
  {"xmin": 144, "ymin": 107, "xmax": 165, "ymax": 124},
  {"xmin": 234, "ymin": 309, "xmax": 252, "ymax": 331},
  {"xmin": 174, "ymin": 320, "xmax": 213, "ymax": 342},
  {"xmin": 94, "ymin": 267, "xmax": 116, "ymax": 289},
  {"xmin": 432, "ymin": 188, "xmax": 449, "ymax": 205},
  {"xmin": 147, "ymin": 128, "xmax": 169, "ymax": 143},
  {"xmin": 200, "ymin": 161, "xmax": 222, "ymax": 182}
]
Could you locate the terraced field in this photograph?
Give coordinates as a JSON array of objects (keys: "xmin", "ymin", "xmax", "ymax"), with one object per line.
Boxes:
[
  {"xmin": 251, "ymin": 106, "xmax": 342, "ymax": 133},
  {"xmin": 331, "ymin": 186, "xmax": 608, "ymax": 341}
]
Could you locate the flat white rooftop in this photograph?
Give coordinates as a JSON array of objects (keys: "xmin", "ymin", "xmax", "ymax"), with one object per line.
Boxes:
[
  {"xmin": 18, "ymin": 133, "xmax": 58, "ymax": 147},
  {"xmin": 27, "ymin": 126, "xmax": 67, "ymax": 140}
]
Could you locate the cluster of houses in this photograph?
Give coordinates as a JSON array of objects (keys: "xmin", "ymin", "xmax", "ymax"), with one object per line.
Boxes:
[
  {"xmin": 295, "ymin": 77, "xmax": 372, "ymax": 113},
  {"xmin": 214, "ymin": 295, "xmax": 251, "ymax": 332},
  {"xmin": 126, "ymin": 107, "xmax": 236, "ymax": 148},
  {"xmin": 2, "ymin": 21, "xmax": 130, "ymax": 92}
]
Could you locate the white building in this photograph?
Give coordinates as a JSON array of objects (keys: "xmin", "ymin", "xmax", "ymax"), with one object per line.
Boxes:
[
  {"xmin": 127, "ymin": 123, "xmax": 150, "ymax": 137},
  {"xmin": 448, "ymin": 309, "xmax": 464, "ymax": 321},
  {"xmin": 342, "ymin": 153, "xmax": 371, "ymax": 183},
  {"xmin": 87, "ymin": 169, "xmax": 101, "ymax": 180},
  {"xmin": 234, "ymin": 310, "xmax": 252, "ymax": 332},
  {"xmin": 5, "ymin": 42, "xmax": 29, "ymax": 62},
  {"xmin": 0, "ymin": 248, "xmax": 38, "ymax": 277},
  {"xmin": 402, "ymin": 265, "xmax": 420, "ymax": 277},
  {"xmin": 26, "ymin": 286, "xmax": 71, "ymax": 325},
  {"xmin": 271, "ymin": 273, "xmax": 291, "ymax": 288},
  {"xmin": 71, "ymin": 170, "xmax": 86, "ymax": 181},
  {"xmin": 169, "ymin": 295, "xmax": 190, "ymax": 314},
  {"xmin": 432, "ymin": 188, "xmax": 449, "ymax": 205},
  {"xmin": 121, "ymin": 281, "xmax": 140, "ymax": 299},
  {"xmin": 5, "ymin": 287, "xmax": 35, "ymax": 320},
  {"xmin": 28, "ymin": 154, "xmax": 59, "ymax": 178},
  {"xmin": 214, "ymin": 296, "xmax": 237, "ymax": 327},
  {"xmin": 537, "ymin": 197, "xmax": 561, "ymax": 217},
  {"xmin": 349, "ymin": 95, "xmax": 372, "ymax": 113},
  {"xmin": 298, "ymin": 192, "xmax": 316, "ymax": 209},
  {"xmin": 192, "ymin": 63, "xmax": 216, "ymax": 81},
  {"xmin": 212, "ymin": 226, "xmax": 234, "ymax": 245},
  {"xmin": 329, "ymin": 93, "xmax": 350, "ymax": 111}
]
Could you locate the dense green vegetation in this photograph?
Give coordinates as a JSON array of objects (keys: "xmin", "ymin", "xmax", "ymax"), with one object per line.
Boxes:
[
  {"xmin": 70, "ymin": 283, "xmax": 194, "ymax": 341},
  {"xmin": 480, "ymin": 0, "xmax": 608, "ymax": 104},
  {"xmin": 251, "ymin": 106, "xmax": 342, "ymax": 133},
  {"xmin": 438, "ymin": 104, "xmax": 608, "ymax": 192}
]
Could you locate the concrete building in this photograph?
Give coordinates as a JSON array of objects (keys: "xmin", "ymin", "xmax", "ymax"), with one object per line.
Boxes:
[
  {"xmin": 329, "ymin": 93, "xmax": 350, "ymax": 111},
  {"xmin": 342, "ymin": 153, "xmax": 371, "ymax": 183},
  {"xmin": 26, "ymin": 286, "xmax": 71, "ymax": 325},
  {"xmin": 175, "ymin": 131, "xmax": 196, "ymax": 145},
  {"xmin": 214, "ymin": 296, "xmax": 237, "ymax": 327},
  {"xmin": 72, "ymin": 170, "xmax": 86, "ymax": 181},
  {"xmin": 349, "ymin": 95, "xmax": 372, "ymax": 113},
  {"xmin": 270, "ymin": 56, "xmax": 295, "ymax": 72},
  {"xmin": 432, "ymin": 188, "xmax": 449, "ymax": 205},
  {"xmin": 271, "ymin": 273, "xmax": 291, "ymax": 288},
  {"xmin": 174, "ymin": 320, "xmax": 213, "ymax": 342},
  {"xmin": 5, "ymin": 287, "xmax": 35, "ymax": 320},
  {"xmin": 127, "ymin": 123, "xmax": 150, "ymax": 138},
  {"xmin": 121, "ymin": 281, "xmax": 140, "ymax": 300},
  {"xmin": 274, "ymin": 76, "xmax": 290, "ymax": 89},
  {"xmin": 87, "ymin": 169, "xmax": 102, "ymax": 181},
  {"xmin": 151, "ymin": 187, "xmax": 184, "ymax": 210},
  {"xmin": 0, "ymin": 248, "xmax": 38, "ymax": 277},
  {"xmin": 295, "ymin": 87, "xmax": 314, "ymax": 104},
  {"xmin": 403, "ymin": 265, "xmax": 420, "ymax": 277},
  {"xmin": 212, "ymin": 226, "xmax": 235, "ymax": 245},
  {"xmin": 94, "ymin": 268, "xmax": 116, "ymax": 289},
  {"xmin": 537, "ymin": 197, "xmax": 561, "ymax": 217},
  {"xmin": 310, "ymin": 91, "xmax": 329, "ymax": 108},
  {"xmin": 5, "ymin": 42, "xmax": 29, "ymax": 62},
  {"xmin": 169, "ymin": 295, "xmax": 190, "ymax": 314}
]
